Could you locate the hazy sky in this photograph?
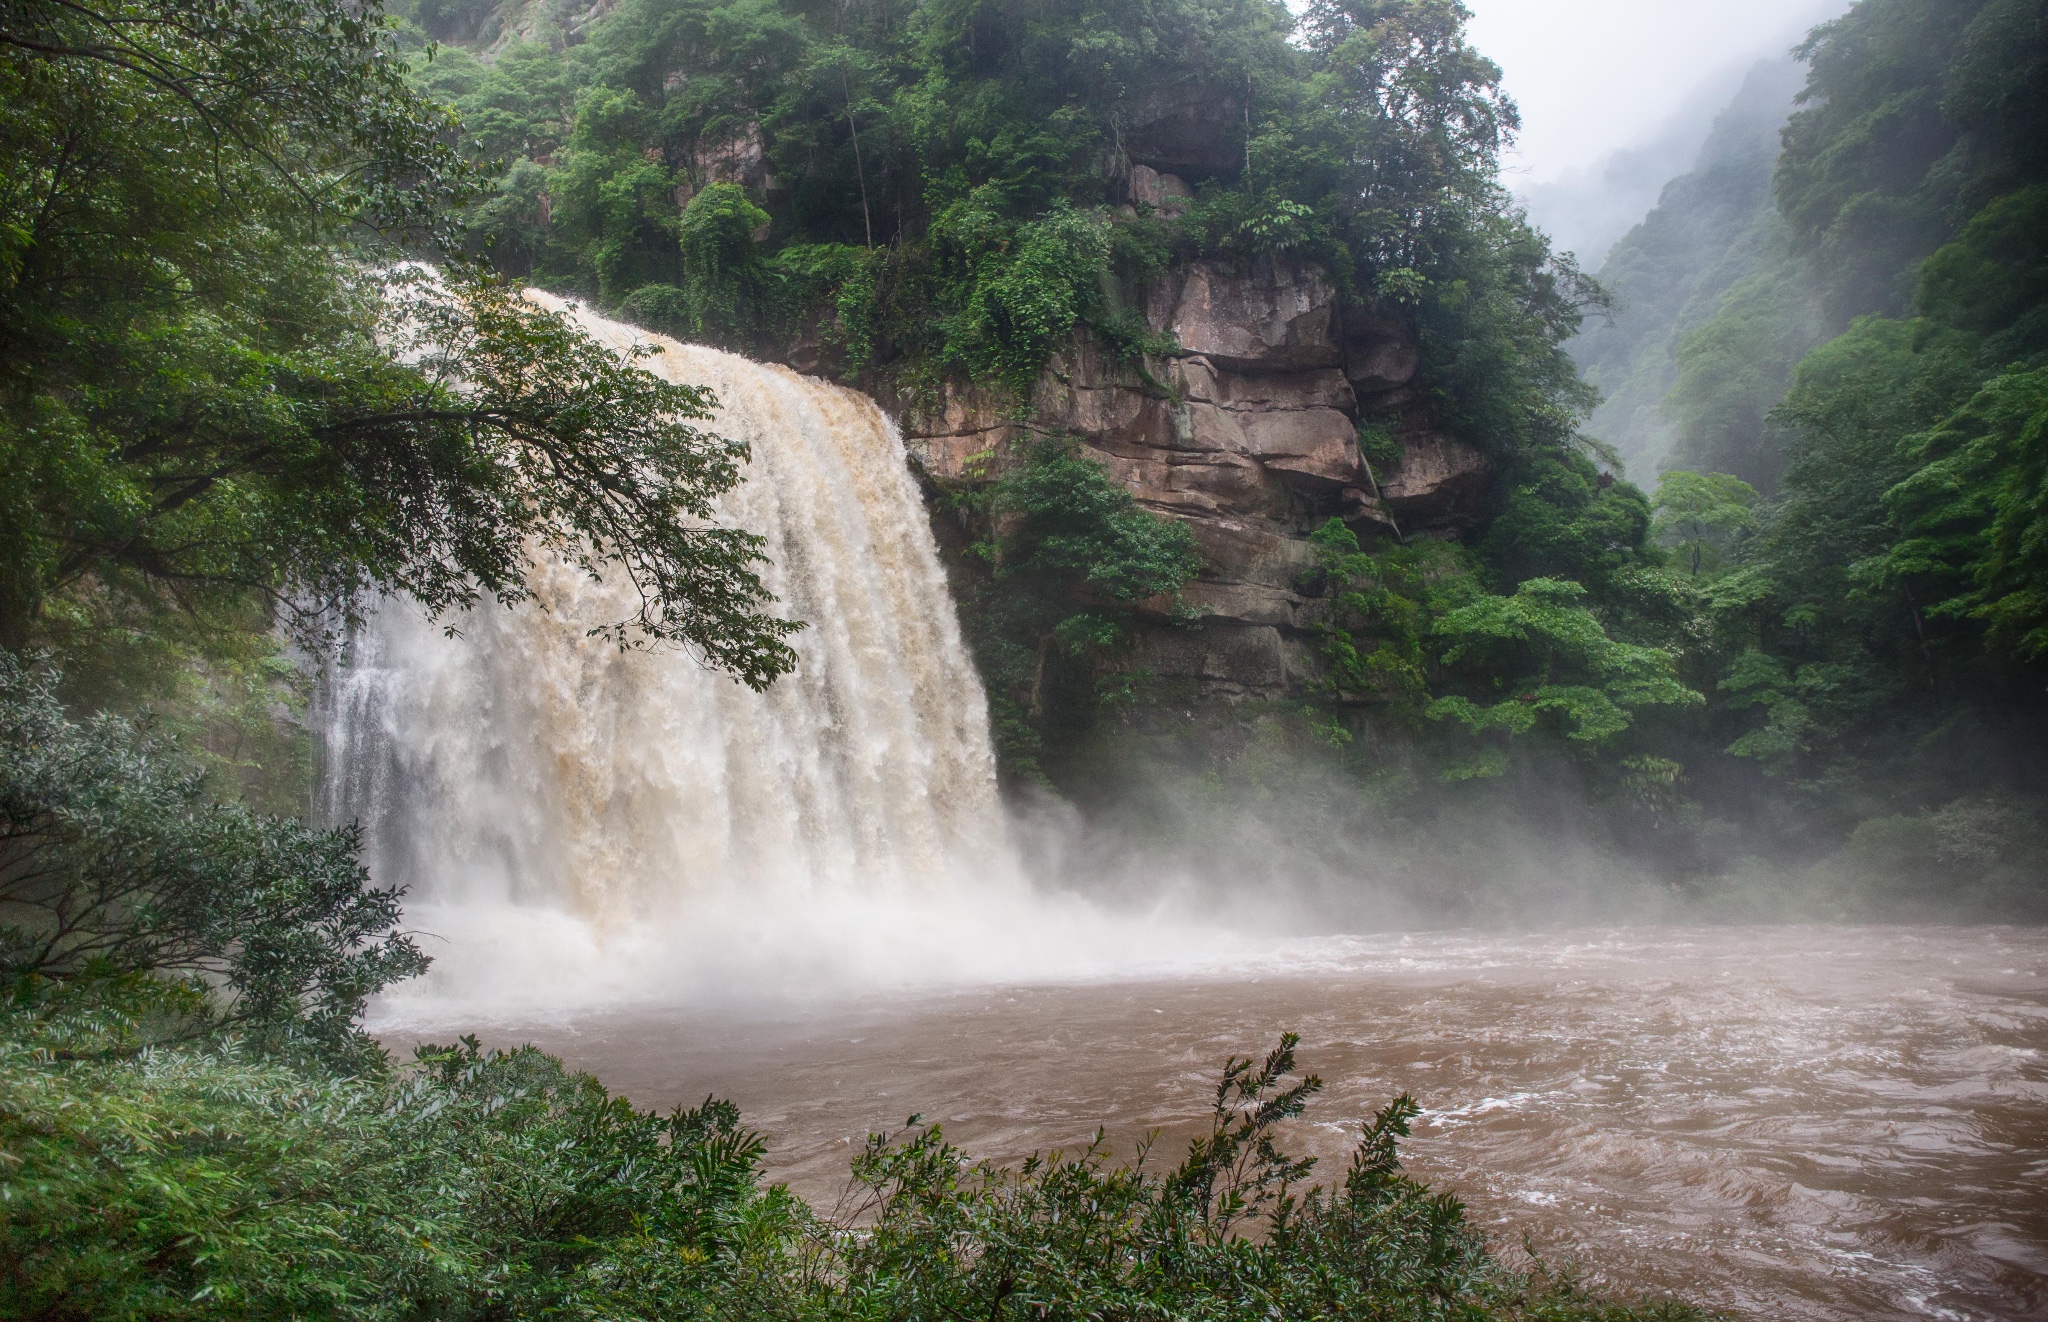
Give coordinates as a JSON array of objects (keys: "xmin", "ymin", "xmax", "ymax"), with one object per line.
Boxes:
[{"xmin": 1461, "ymin": 0, "xmax": 1853, "ymax": 183}]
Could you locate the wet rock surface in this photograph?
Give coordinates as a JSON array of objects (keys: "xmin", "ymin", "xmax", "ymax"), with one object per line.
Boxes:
[{"xmin": 897, "ymin": 257, "xmax": 1492, "ymax": 698}]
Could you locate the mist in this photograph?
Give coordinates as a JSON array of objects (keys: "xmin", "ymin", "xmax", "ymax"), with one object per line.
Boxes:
[{"xmin": 1460, "ymin": 0, "xmax": 1851, "ymax": 264}]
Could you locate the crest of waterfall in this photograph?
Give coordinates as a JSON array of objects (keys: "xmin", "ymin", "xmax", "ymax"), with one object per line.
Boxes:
[{"xmin": 321, "ymin": 295, "xmax": 1009, "ymax": 942}]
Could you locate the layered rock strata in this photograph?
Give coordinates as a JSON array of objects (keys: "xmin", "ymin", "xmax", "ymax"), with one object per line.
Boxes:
[{"xmin": 897, "ymin": 255, "xmax": 1493, "ymax": 699}]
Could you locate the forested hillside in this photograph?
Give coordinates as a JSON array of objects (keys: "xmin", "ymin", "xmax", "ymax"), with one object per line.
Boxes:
[
  {"xmin": 401, "ymin": 0, "xmax": 1580, "ymax": 442},
  {"xmin": 1570, "ymin": 57, "xmax": 1812, "ymax": 482},
  {"xmin": 9, "ymin": 0, "xmax": 2037, "ymax": 911},
  {"xmin": 1523, "ymin": 0, "xmax": 2048, "ymax": 916},
  {"xmin": 5, "ymin": 0, "xmax": 2043, "ymax": 912},
  {"xmin": 2, "ymin": 0, "xmax": 2043, "ymax": 1308}
]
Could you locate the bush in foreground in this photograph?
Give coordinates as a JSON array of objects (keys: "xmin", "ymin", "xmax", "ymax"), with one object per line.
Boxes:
[{"xmin": 0, "ymin": 1029, "xmax": 1707, "ymax": 1322}]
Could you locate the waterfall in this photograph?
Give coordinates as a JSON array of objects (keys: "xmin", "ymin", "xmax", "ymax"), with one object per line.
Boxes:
[{"xmin": 322, "ymin": 296, "xmax": 1064, "ymax": 1017}]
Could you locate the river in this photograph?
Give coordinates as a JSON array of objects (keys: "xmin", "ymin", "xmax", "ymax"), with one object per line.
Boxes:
[{"xmin": 375, "ymin": 923, "xmax": 2048, "ymax": 1320}]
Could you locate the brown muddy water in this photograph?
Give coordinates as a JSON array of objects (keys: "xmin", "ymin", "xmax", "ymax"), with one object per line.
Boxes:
[{"xmin": 383, "ymin": 925, "xmax": 2048, "ymax": 1320}]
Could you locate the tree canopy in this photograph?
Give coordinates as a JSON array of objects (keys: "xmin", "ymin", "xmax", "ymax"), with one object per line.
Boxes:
[
  {"xmin": 0, "ymin": 0, "xmax": 799, "ymax": 683},
  {"xmin": 404, "ymin": 0, "xmax": 1594, "ymax": 467}
]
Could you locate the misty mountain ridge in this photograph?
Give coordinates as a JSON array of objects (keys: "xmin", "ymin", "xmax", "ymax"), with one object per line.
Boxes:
[
  {"xmin": 1515, "ymin": 57, "xmax": 1776, "ymax": 270},
  {"xmin": 1568, "ymin": 56, "xmax": 1814, "ymax": 480}
]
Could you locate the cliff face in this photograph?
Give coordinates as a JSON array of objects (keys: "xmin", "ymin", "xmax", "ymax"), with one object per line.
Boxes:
[{"xmin": 889, "ymin": 255, "xmax": 1493, "ymax": 699}]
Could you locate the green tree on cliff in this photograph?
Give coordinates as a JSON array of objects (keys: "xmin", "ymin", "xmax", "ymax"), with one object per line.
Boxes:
[{"xmin": 968, "ymin": 440, "xmax": 1201, "ymax": 777}]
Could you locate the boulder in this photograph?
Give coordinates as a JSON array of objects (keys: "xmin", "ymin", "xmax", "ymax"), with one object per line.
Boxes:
[
  {"xmin": 1185, "ymin": 517, "xmax": 1320, "ymax": 592},
  {"xmin": 1212, "ymin": 366, "xmax": 1356, "ymax": 414},
  {"xmin": 1036, "ymin": 340, "xmax": 1151, "ymax": 440},
  {"xmin": 1168, "ymin": 399, "xmax": 1247, "ymax": 453},
  {"xmin": 1237, "ymin": 408, "xmax": 1359, "ymax": 490},
  {"xmin": 1341, "ymin": 486, "xmax": 1402, "ymax": 535},
  {"xmin": 1090, "ymin": 448, "xmax": 1273, "ymax": 518},
  {"xmin": 1341, "ymin": 308, "xmax": 1421, "ymax": 396},
  {"xmin": 1123, "ymin": 85, "xmax": 1244, "ymax": 174}
]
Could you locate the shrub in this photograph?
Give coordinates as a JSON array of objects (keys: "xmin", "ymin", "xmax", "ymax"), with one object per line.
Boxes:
[
  {"xmin": 0, "ymin": 656, "xmax": 424, "ymax": 1056},
  {"xmin": 0, "ymin": 1029, "xmax": 1706, "ymax": 1322}
]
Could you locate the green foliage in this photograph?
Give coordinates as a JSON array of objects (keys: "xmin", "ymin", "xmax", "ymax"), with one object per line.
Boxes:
[
  {"xmin": 992, "ymin": 441, "xmax": 1205, "ymax": 604},
  {"xmin": 832, "ymin": 1036, "xmax": 1514, "ymax": 1321},
  {"xmin": 1701, "ymin": 0, "xmax": 2048, "ymax": 805},
  {"xmin": 1817, "ymin": 791, "xmax": 2048, "ymax": 915},
  {"xmin": 672, "ymin": 181, "xmax": 775, "ymax": 338},
  {"xmin": 0, "ymin": 0, "xmax": 801, "ymax": 688},
  {"xmin": 1689, "ymin": 317, "xmax": 1970, "ymax": 780},
  {"xmin": 1775, "ymin": 0, "xmax": 2048, "ymax": 324},
  {"xmin": 1882, "ymin": 363, "xmax": 2048, "ymax": 659},
  {"xmin": 37, "ymin": 588, "xmax": 316, "ymax": 816},
  {"xmin": 1308, "ymin": 520, "xmax": 1700, "ymax": 781},
  {"xmin": 1478, "ymin": 450, "xmax": 1657, "ymax": 599},
  {"xmin": 0, "ymin": 0, "xmax": 434, "ymax": 645},
  {"xmin": 1426, "ymin": 578, "xmax": 1701, "ymax": 752},
  {"xmin": 1715, "ymin": 648, "xmax": 1825, "ymax": 772},
  {"xmin": 1309, "ymin": 519, "xmax": 1466, "ymax": 707},
  {"xmin": 961, "ymin": 440, "xmax": 1200, "ymax": 777},
  {"xmin": 933, "ymin": 201, "xmax": 1114, "ymax": 397},
  {"xmin": 0, "ymin": 658, "xmax": 424, "ymax": 1055},
  {"xmin": 1413, "ymin": 210, "xmax": 1602, "ymax": 468},
  {"xmin": 0, "ymin": 1034, "xmax": 799, "ymax": 1321},
  {"xmin": 1652, "ymin": 471, "xmax": 1758, "ymax": 578},
  {"xmin": 1915, "ymin": 184, "xmax": 2048, "ymax": 347},
  {"xmin": 1602, "ymin": 0, "xmax": 2047, "ymax": 493},
  {"xmin": 1, "ymin": 1040, "xmax": 399, "ymax": 1321}
]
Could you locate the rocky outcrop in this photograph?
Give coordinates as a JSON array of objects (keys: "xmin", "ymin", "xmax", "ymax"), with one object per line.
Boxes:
[{"xmin": 900, "ymin": 256, "xmax": 1494, "ymax": 700}]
